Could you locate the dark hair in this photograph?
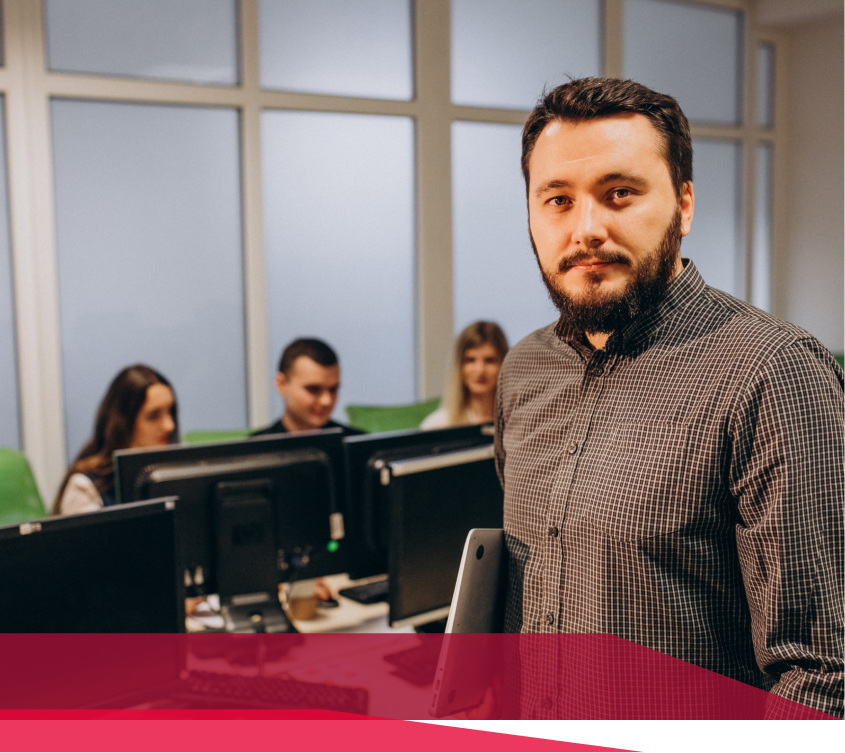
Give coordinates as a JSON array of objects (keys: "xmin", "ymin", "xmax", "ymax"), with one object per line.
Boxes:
[
  {"xmin": 278, "ymin": 338, "xmax": 339, "ymax": 375},
  {"xmin": 54, "ymin": 364, "xmax": 178, "ymax": 512},
  {"xmin": 521, "ymin": 77, "xmax": 693, "ymax": 198}
]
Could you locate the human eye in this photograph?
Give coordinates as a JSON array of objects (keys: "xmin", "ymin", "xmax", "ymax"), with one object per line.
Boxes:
[
  {"xmin": 548, "ymin": 195, "xmax": 570, "ymax": 207},
  {"xmin": 305, "ymin": 386, "xmax": 321, "ymax": 396},
  {"xmin": 609, "ymin": 188, "xmax": 633, "ymax": 201}
]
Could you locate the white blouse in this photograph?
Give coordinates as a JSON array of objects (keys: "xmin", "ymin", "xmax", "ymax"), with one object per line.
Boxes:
[
  {"xmin": 58, "ymin": 473, "xmax": 104, "ymax": 515},
  {"xmin": 419, "ymin": 407, "xmax": 479, "ymax": 430}
]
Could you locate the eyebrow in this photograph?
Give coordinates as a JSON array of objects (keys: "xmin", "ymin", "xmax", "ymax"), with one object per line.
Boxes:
[{"xmin": 534, "ymin": 172, "xmax": 650, "ymax": 197}]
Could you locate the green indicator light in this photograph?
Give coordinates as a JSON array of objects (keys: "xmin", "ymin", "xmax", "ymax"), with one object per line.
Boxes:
[{"xmin": 327, "ymin": 540, "xmax": 339, "ymax": 553}]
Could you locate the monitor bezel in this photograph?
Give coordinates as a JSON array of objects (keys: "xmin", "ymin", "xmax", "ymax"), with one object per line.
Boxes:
[
  {"xmin": 0, "ymin": 497, "xmax": 186, "ymax": 633},
  {"xmin": 383, "ymin": 444, "xmax": 502, "ymax": 628},
  {"xmin": 113, "ymin": 429, "xmax": 347, "ymax": 593},
  {"xmin": 342, "ymin": 423, "xmax": 495, "ymax": 581}
]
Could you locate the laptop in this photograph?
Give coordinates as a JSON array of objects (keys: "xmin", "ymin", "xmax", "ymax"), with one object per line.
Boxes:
[{"xmin": 429, "ymin": 528, "xmax": 506, "ymax": 718}]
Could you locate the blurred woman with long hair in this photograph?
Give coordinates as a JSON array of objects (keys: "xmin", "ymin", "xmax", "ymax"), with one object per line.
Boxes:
[
  {"xmin": 55, "ymin": 364, "xmax": 178, "ymax": 514},
  {"xmin": 421, "ymin": 321, "xmax": 509, "ymax": 430}
]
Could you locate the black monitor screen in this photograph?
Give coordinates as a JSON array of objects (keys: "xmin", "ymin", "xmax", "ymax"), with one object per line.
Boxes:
[
  {"xmin": 114, "ymin": 431, "xmax": 345, "ymax": 596},
  {"xmin": 0, "ymin": 498, "xmax": 184, "ymax": 632},
  {"xmin": 385, "ymin": 445, "xmax": 504, "ymax": 627},
  {"xmin": 343, "ymin": 424, "xmax": 496, "ymax": 580}
]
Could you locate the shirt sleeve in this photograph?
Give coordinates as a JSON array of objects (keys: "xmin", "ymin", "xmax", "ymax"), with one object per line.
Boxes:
[
  {"xmin": 494, "ymin": 373, "xmax": 507, "ymax": 491},
  {"xmin": 728, "ymin": 338, "xmax": 844, "ymax": 718},
  {"xmin": 58, "ymin": 473, "xmax": 104, "ymax": 516}
]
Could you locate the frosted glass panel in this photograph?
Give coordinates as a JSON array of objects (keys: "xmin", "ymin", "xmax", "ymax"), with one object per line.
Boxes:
[
  {"xmin": 757, "ymin": 43, "xmax": 775, "ymax": 129},
  {"xmin": 452, "ymin": 122, "xmax": 558, "ymax": 345},
  {"xmin": 752, "ymin": 144, "xmax": 773, "ymax": 312},
  {"xmin": 258, "ymin": 0, "xmax": 413, "ymax": 100},
  {"xmin": 452, "ymin": 0, "xmax": 602, "ymax": 110},
  {"xmin": 0, "ymin": 97, "xmax": 21, "ymax": 449},
  {"xmin": 683, "ymin": 139, "xmax": 743, "ymax": 298},
  {"xmin": 45, "ymin": 0, "xmax": 238, "ymax": 84},
  {"xmin": 623, "ymin": 0, "xmax": 743, "ymax": 125},
  {"xmin": 52, "ymin": 100, "xmax": 246, "ymax": 460},
  {"xmin": 261, "ymin": 111, "xmax": 415, "ymax": 421}
]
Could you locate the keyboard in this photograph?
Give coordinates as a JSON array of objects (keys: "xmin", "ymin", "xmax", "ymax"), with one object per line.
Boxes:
[
  {"xmin": 339, "ymin": 578, "xmax": 389, "ymax": 605},
  {"xmin": 383, "ymin": 641, "xmax": 442, "ymax": 687},
  {"xmin": 174, "ymin": 669, "xmax": 369, "ymax": 715}
]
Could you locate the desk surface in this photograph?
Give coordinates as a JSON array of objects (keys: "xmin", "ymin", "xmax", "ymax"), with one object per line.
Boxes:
[
  {"xmin": 181, "ymin": 574, "xmax": 435, "ymax": 717},
  {"xmin": 288, "ymin": 574, "xmax": 415, "ymax": 634},
  {"xmin": 186, "ymin": 574, "xmax": 414, "ymax": 635}
]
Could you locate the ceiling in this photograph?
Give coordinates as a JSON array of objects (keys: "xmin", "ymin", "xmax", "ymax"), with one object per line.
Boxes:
[{"xmin": 756, "ymin": 0, "xmax": 845, "ymax": 27}]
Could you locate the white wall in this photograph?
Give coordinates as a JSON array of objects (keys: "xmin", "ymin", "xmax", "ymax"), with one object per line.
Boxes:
[{"xmin": 777, "ymin": 15, "xmax": 844, "ymax": 352}]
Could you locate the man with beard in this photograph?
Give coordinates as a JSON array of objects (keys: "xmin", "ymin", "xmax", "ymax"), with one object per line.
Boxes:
[{"xmin": 494, "ymin": 78, "xmax": 843, "ymax": 717}]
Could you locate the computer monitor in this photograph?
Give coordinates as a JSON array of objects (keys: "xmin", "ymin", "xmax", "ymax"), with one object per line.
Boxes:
[
  {"xmin": 383, "ymin": 443, "xmax": 504, "ymax": 628},
  {"xmin": 343, "ymin": 424, "xmax": 495, "ymax": 581},
  {"xmin": 0, "ymin": 498, "xmax": 184, "ymax": 632},
  {"xmin": 114, "ymin": 431, "xmax": 346, "ymax": 600}
]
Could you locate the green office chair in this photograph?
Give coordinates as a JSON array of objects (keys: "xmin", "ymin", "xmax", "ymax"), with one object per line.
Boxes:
[
  {"xmin": 345, "ymin": 398, "xmax": 441, "ymax": 434},
  {"xmin": 0, "ymin": 448, "xmax": 47, "ymax": 526},
  {"xmin": 182, "ymin": 430, "xmax": 252, "ymax": 445}
]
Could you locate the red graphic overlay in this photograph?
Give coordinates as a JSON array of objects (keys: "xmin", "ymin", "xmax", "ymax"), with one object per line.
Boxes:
[{"xmin": 0, "ymin": 633, "xmax": 834, "ymax": 722}]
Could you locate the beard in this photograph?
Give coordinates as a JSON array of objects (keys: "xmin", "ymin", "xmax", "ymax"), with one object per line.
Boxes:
[{"xmin": 533, "ymin": 208, "xmax": 682, "ymax": 336}]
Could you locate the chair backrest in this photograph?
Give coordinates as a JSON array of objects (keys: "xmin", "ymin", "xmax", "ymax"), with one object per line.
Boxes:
[
  {"xmin": 0, "ymin": 449, "xmax": 47, "ymax": 526},
  {"xmin": 181, "ymin": 429, "xmax": 251, "ymax": 445},
  {"xmin": 345, "ymin": 398, "xmax": 441, "ymax": 434}
]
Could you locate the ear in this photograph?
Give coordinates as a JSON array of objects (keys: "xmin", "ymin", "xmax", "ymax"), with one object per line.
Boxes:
[
  {"xmin": 275, "ymin": 372, "xmax": 288, "ymax": 398},
  {"xmin": 679, "ymin": 181, "xmax": 695, "ymax": 237}
]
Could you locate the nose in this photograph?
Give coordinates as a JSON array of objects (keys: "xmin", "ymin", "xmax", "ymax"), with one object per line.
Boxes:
[
  {"xmin": 162, "ymin": 412, "xmax": 175, "ymax": 435},
  {"xmin": 319, "ymin": 390, "xmax": 334, "ymax": 407},
  {"xmin": 570, "ymin": 196, "xmax": 607, "ymax": 249}
]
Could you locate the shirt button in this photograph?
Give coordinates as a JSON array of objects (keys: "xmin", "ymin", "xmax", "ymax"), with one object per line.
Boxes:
[
  {"xmin": 592, "ymin": 365, "xmax": 604, "ymax": 376},
  {"xmin": 567, "ymin": 442, "xmax": 578, "ymax": 454},
  {"xmin": 545, "ymin": 613, "xmax": 555, "ymax": 625},
  {"xmin": 548, "ymin": 526, "xmax": 559, "ymax": 538}
]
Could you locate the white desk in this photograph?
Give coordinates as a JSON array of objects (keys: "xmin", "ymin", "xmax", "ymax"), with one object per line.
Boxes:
[
  {"xmin": 185, "ymin": 574, "xmax": 433, "ymax": 718},
  {"xmin": 185, "ymin": 573, "xmax": 418, "ymax": 635},
  {"xmin": 286, "ymin": 573, "xmax": 415, "ymax": 634}
]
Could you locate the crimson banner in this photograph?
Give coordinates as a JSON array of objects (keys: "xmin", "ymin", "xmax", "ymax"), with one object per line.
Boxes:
[{"xmin": 0, "ymin": 633, "xmax": 833, "ymax": 721}]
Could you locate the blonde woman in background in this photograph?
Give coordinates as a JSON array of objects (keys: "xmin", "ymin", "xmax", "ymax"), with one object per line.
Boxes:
[{"xmin": 421, "ymin": 321, "xmax": 509, "ymax": 430}]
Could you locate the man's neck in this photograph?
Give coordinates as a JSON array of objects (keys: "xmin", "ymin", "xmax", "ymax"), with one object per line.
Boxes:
[
  {"xmin": 281, "ymin": 412, "xmax": 318, "ymax": 433},
  {"xmin": 585, "ymin": 331, "xmax": 610, "ymax": 350},
  {"xmin": 584, "ymin": 256, "xmax": 685, "ymax": 352}
]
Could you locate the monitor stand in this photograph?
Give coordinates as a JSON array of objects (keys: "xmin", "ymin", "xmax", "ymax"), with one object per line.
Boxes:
[{"xmin": 221, "ymin": 592, "xmax": 296, "ymax": 633}]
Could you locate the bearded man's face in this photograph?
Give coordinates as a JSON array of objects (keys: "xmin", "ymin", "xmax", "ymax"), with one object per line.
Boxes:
[{"xmin": 526, "ymin": 114, "xmax": 694, "ymax": 334}]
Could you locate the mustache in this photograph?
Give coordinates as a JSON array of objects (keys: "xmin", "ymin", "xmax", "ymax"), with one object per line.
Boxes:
[{"xmin": 557, "ymin": 249, "xmax": 631, "ymax": 273}]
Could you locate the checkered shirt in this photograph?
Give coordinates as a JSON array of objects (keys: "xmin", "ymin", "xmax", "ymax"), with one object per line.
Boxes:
[{"xmin": 495, "ymin": 260, "xmax": 844, "ymax": 718}]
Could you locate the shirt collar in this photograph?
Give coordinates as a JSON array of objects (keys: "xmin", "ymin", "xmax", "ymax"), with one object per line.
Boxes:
[{"xmin": 554, "ymin": 259, "xmax": 706, "ymax": 356}]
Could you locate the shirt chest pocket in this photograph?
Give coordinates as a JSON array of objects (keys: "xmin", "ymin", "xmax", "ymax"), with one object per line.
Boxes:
[{"xmin": 583, "ymin": 422, "xmax": 694, "ymax": 541}]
